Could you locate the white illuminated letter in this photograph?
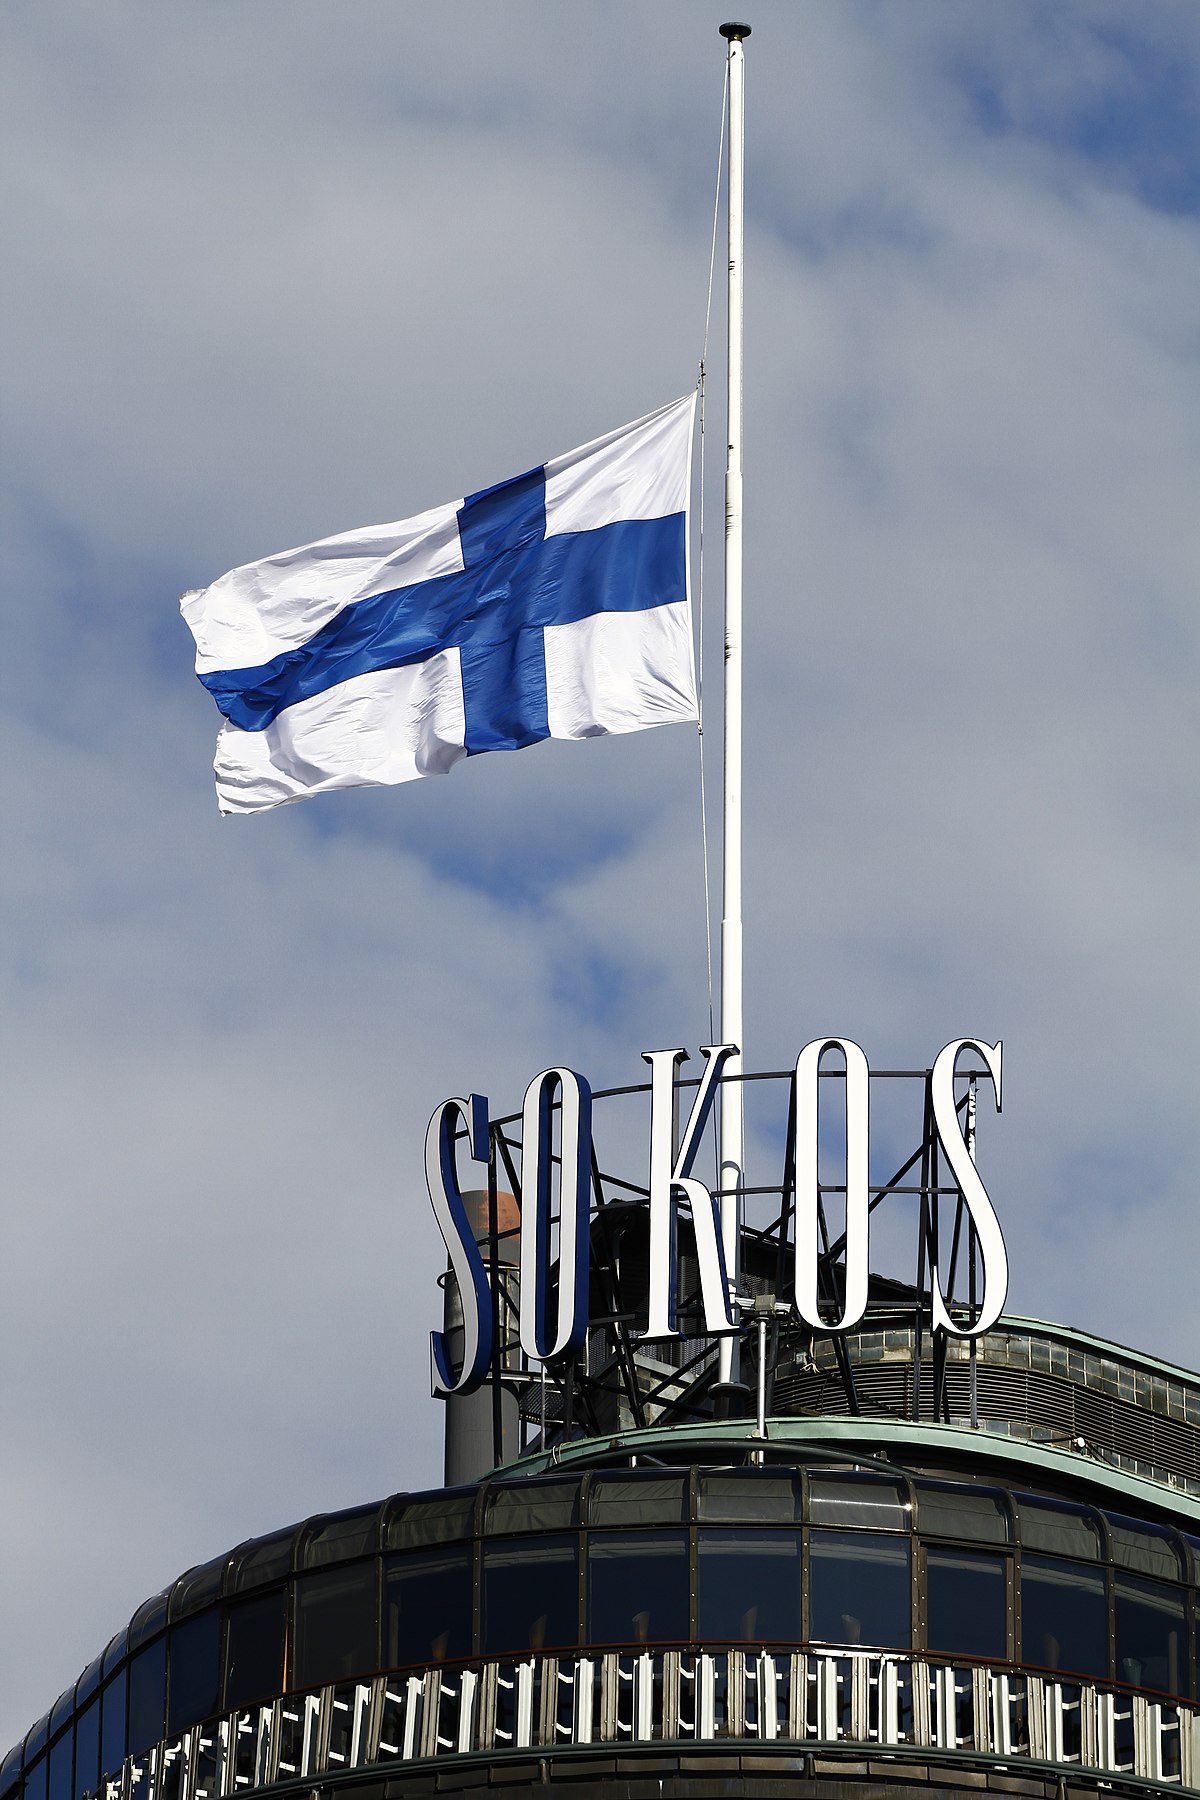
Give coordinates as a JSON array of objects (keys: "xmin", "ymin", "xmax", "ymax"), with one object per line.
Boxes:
[
  {"xmin": 929, "ymin": 1038, "xmax": 1008, "ymax": 1336},
  {"xmin": 792, "ymin": 1038, "xmax": 871, "ymax": 1332},
  {"xmin": 426, "ymin": 1094, "xmax": 493, "ymax": 1397},
  {"xmin": 642, "ymin": 1045, "xmax": 739, "ymax": 1340},
  {"xmin": 518, "ymin": 1067, "xmax": 593, "ymax": 1363}
]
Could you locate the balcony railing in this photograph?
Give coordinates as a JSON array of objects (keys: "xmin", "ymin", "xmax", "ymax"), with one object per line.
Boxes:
[{"xmin": 92, "ymin": 1648, "xmax": 1200, "ymax": 1800}]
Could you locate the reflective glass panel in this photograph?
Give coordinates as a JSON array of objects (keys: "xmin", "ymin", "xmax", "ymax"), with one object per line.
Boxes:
[
  {"xmin": 301, "ymin": 1510, "xmax": 377, "ymax": 1570},
  {"xmin": 128, "ymin": 1596, "xmax": 168, "ymax": 1653},
  {"xmin": 482, "ymin": 1536, "xmax": 577, "ymax": 1654},
  {"xmin": 23, "ymin": 1760, "xmax": 47, "ymax": 1800},
  {"xmin": 698, "ymin": 1474, "xmax": 799, "ymax": 1524},
  {"xmin": 127, "ymin": 1639, "xmax": 166, "ymax": 1757},
  {"xmin": 589, "ymin": 1477, "xmax": 687, "ymax": 1527},
  {"xmin": 384, "ymin": 1547, "xmax": 472, "ymax": 1667},
  {"xmin": 169, "ymin": 1556, "xmax": 226, "ymax": 1623},
  {"xmin": 223, "ymin": 1592, "xmax": 285, "ymax": 1712},
  {"xmin": 808, "ymin": 1531, "xmax": 911, "ymax": 1649},
  {"xmin": 1020, "ymin": 1555, "xmax": 1108, "ymax": 1679},
  {"xmin": 1115, "ymin": 1574, "xmax": 1188, "ymax": 1697},
  {"xmin": 167, "ymin": 1610, "xmax": 221, "ymax": 1735},
  {"xmin": 697, "ymin": 1531, "xmax": 801, "ymax": 1641},
  {"xmin": 808, "ymin": 1475, "xmax": 908, "ymax": 1530},
  {"xmin": 916, "ymin": 1483, "xmax": 1009, "ymax": 1543},
  {"xmin": 587, "ymin": 1531, "xmax": 689, "ymax": 1646},
  {"xmin": 293, "ymin": 1564, "xmax": 378, "ymax": 1689},
  {"xmin": 99, "ymin": 1670, "xmax": 126, "ymax": 1778},
  {"xmin": 926, "ymin": 1548, "xmax": 1007, "ymax": 1661},
  {"xmin": 1, "ymin": 1748, "xmax": 21, "ymax": 1800},
  {"xmin": 48, "ymin": 1734, "xmax": 72, "ymax": 1800},
  {"xmin": 1017, "ymin": 1497, "xmax": 1100, "ymax": 1561},
  {"xmin": 1106, "ymin": 1515, "xmax": 1183, "ymax": 1582},
  {"xmin": 227, "ymin": 1532, "xmax": 293, "ymax": 1597},
  {"xmin": 485, "ymin": 1481, "xmax": 578, "ymax": 1535},
  {"xmin": 72, "ymin": 1704, "xmax": 98, "ymax": 1800},
  {"xmin": 383, "ymin": 1491, "xmax": 475, "ymax": 1551}
]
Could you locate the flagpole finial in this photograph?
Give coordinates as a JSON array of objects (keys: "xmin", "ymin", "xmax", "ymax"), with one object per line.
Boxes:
[{"xmin": 719, "ymin": 21, "xmax": 751, "ymax": 39}]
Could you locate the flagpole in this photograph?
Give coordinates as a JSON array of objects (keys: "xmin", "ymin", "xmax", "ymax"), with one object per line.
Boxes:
[{"xmin": 718, "ymin": 20, "xmax": 749, "ymax": 1388}]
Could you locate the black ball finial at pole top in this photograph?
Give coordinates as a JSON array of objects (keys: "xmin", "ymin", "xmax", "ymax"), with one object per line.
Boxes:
[{"xmin": 719, "ymin": 21, "xmax": 751, "ymax": 39}]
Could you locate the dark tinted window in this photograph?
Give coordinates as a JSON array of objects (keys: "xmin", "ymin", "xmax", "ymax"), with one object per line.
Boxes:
[
  {"xmin": 99, "ymin": 1670, "xmax": 126, "ymax": 1777},
  {"xmin": 697, "ymin": 1531, "xmax": 801, "ymax": 1641},
  {"xmin": 589, "ymin": 1477, "xmax": 687, "ymax": 1527},
  {"xmin": 301, "ymin": 1511, "xmax": 377, "ymax": 1571},
  {"xmin": 926, "ymin": 1548, "xmax": 1007, "ymax": 1661},
  {"xmin": 587, "ymin": 1531, "xmax": 689, "ymax": 1646},
  {"xmin": 1018, "ymin": 1498, "xmax": 1100, "ymax": 1561},
  {"xmin": 23, "ymin": 1760, "xmax": 47, "ymax": 1800},
  {"xmin": 808, "ymin": 1531, "xmax": 911, "ymax": 1650},
  {"xmin": 482, "ymin": 1536, "xmax": 577, "ymax": 1654},
  {"xmin": 48, "ymin": 1734, "xmax": 72, "ymax": 1800},
  {"xmin": 1115, "ymin": 1575, "xmax": 1188, "ymax": 1697},
  {"xmin": 698, "ymin": 1474, "xmax": 799, "ymax": 1524},
  {"xmin": 1106, "ymin": 1515, "xmax": 1183, "ymax": 1582},
  {"xmin": 127, "ymin": 1639, "xmax": 166, "ymax": 1757},
  {"xmin": 72, "ymin": 1704, "xmax": 98, "ymax": 1800},
  {"xmin": 227, "ymin": 1532, "xmax": 293, "ymax": 1597},
  {"xmin": 224, "ymin": 1592, "xmax": 285, "ymax": 1712},
  {"xmin": 167, "ymin": 1610, "xmax": 221, "ymax": 1735},
  {"xmin": 293, "ymin": 1564, "xmax": 378, "ymax": 1689},
  {"xmin": 1020, "ymin": 1555, "xmax": 1108, "ymax": 1680},
  {"xmin": 384, "ymin": 1547, "xmax": 472, "ymax": 1667},
  {"xmin": 485, "ymin": 1482, "xmax": 577, "ymax": 1535},
  {"xmin": 917, "ymin": 1483, "xmax": 1009, "ymax": 1543},
  {"xmin": 383, "ymin": 1492, "xmax": 475, "ymax": 1551}
]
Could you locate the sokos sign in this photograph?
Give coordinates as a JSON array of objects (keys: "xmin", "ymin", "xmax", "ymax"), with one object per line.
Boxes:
[{"xmin": 427, "ymin": 1037, "xmax": 1006, "ymax": 1398}]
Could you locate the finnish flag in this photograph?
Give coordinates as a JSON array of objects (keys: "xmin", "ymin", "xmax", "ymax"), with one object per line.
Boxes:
[{"xmin": 181, "ymin": 395, "xmax": 698, "ymax": 815}]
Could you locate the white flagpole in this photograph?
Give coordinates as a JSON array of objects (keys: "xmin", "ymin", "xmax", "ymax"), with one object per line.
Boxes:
[{"xmin": 718, "ymin": 21, "xmax": 749, "ymax": 1388}]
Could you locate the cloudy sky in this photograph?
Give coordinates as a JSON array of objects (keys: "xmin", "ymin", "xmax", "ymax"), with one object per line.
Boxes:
[{"xmin": 3, "ymin": 0, "xmax": 1199, "ymax": 1754}]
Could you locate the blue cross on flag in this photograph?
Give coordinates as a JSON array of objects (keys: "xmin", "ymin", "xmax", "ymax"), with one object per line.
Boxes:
[{"xmin": 181, "ymin": 395, "xmax": 698, "ymax": 814}]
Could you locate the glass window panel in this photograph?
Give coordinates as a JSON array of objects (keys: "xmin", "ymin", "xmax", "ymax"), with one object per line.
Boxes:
[
  {"xmin": 72, "ymin": 1704, "xmax": 98, "ymax": 1800},
  {"xmin": 223, "ymin": 1592, "xmax": 285, "ymax": 1712},
  {"xmin": 587, "ymin": 1531, "xmax": 689, "ymax": 1646},
  {"xmin": 1115, "ymin": 1574, "xmax": 1188, "ymax": 1697},
  {"xmin": 76, "ymin": 1662, "xmax": 103, "ymax": 1710},
  {"xmin": 697, "ymin": 1530, "xmax": 801, "ymax": 1641},
  {"xmin": 926, "ymin": 1548, "xmax": 1007, "ymax": 1661},
  {"xmin": 48, "ymin": 1697, "xmax": 72, "ymax": 1741},
  {"xmin": 48, "ymin": 1735, "xmax": 72, "ymax": 1800},
  {"xmin": 127, "ymin": 1596, "xmax": 168, "ymax": 1653},
  {"xmin": 808, "ymin": 1531, "xmax": 911, "ymax": 1649},
  {"xmin": 169, "ymin": 1557, "xmax": 226, "ymax": 1623},
  {"xmin": 226, "ymin": 1533, "xmax": 293, "ymax": 1597},
  {"xmin": 1016, "ymin": 1497, "xmax": 1100, "ymax": 1561},
  {"xmin": 300, "ymin": 1510, "xmax": 378, "ymax": 1571},
  {"xmin": 588, "ymin": 1477, "xmax": 687, "ymax": 1527},
  {"xmin": 808, "ymin": 1475, "xmax": 908, "ymax": 1531},
  {"xmin": 293, "ymin": 1564, "xmax": 378, "ymax": 1690},
  {"xmin": 127, "ymin": 1640, "xmax": 166, "ymax": 1757},
  {"xmin": 101, "ymin": 1635, "xmax": 127, "ymax": 1681},
  {"xmin": 167, "ymin": 1610, "xmax": 221, "ymax": 1735},
  {"xmin": 481, "ymin": 1536, "xmax": 578, "ymax": 1655},
  {"xmin": 99, "ymin": 1671, "xmax": 126, "ymax": 1779},
  {"xmin": 23, "ymin": 1761, "xmax": 46, "ymax": 1800},
  {"xmin": 1106, "ymin": 1514, "xmax": 1183, "ymax": 1582},
  {"xmin": 1020, "ymin": 1555, "xmax": 1108, "ymax": 1679},
  {"xmin": 24, "ymin": 1724, "xmax": 49, "ymax": 1767},
  {"xmin": 384, "ymin": 1547, "xmax": 472, "ymax": 1668},
  {"xmin": 485, "ymin": 1481, "xmax": 578, "ymax": 1535},
  {"xmin": 698, "ymin": 1474, "xmax": 800, "ymax": 1524},
  {"xmin": 916, "ymin": 1483, "xmax": 1009, "ymax": 1543},
  {"xmin": 2, "ymin": 1747, "xmax": 22, "ymax": 1800},
  {"xmin": 383, "ymin": 1492, "xmax": 476, "ymax": 1551}
]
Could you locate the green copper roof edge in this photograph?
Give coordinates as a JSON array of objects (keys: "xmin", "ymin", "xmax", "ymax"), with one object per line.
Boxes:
[{"xmin": 502, "ymin": 1412, "xmax": 1200, "ymax": 1524}]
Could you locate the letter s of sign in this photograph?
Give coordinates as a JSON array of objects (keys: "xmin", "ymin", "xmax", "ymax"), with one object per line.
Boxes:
[
  {"xmin": 929, "ymin": 1039, "xmax": 1008, "ymax": 1336},
  {"xmin": 518, "ymin": 1068, "xmax": 593, "ymax": 1363},
  {"xmin": 426, "ymin": 1094, "xmax": 493, "ymax": 1397}
]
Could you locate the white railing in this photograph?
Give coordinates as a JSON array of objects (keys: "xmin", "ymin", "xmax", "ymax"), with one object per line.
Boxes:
[{"xmin": 95, "ymin": 1650, "xmax": 1200, "ymax": 1800}]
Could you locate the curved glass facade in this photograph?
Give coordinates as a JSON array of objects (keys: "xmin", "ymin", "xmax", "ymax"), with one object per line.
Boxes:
[{"xmin": 7, "ymin": 1456, "xmax": 1200, "ymax": 1800}]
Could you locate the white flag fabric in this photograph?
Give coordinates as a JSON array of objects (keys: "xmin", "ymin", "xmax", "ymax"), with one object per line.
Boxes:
[{"xmin": 181, "ymin": 395, "xmax": 697, "ymax": 814}]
